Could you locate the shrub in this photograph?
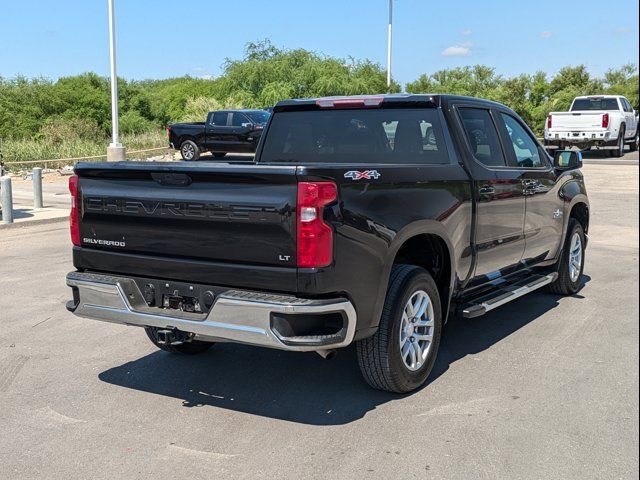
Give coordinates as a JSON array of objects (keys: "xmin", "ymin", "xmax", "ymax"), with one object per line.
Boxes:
[
  {"xmin": 119, "ymin": 110, "xmax": 156, "ymax": 135},
  {"xmin": 40, "ymin": 117, "xmax": 105, "ymax": 145}
]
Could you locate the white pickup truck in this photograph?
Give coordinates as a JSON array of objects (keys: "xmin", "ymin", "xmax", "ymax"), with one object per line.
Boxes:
[{"xmin": 544, "ymin": 95, "xmax": 639, "ymax": 157}]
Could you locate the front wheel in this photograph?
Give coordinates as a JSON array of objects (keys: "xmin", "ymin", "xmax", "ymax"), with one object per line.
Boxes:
[
  {"xmin": 356, "ymin": 265, "xmax": 442, "ymax": 393},
  {"xmin": 547, "ymin": 219, "xmax": 585, "ymax": 295}
]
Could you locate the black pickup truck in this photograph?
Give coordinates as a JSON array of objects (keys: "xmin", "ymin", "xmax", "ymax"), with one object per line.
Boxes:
[
  {"xmin": 66, "ymin": 94, "xmax": 589, "ymax": 393},
  {"xmin": 168, "ymin": 109, "xmax": 270, "ymax": 160}
]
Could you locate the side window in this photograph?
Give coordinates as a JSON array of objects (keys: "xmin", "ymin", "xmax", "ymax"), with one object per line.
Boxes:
[
  {"xmin": 383, "ymin": 120, "xmax": 441, "ymax": 153},
  {"xmin": 499, "ymin": 113, "xmax": 544, "ymax": 168},
  {"xmin": 458, "ymin": 108, "xmax": 506, "ymax": 167},
  {"xmin": 231, "ymin": 113, "xmax": 250, "ymax": 127},
  {"xmin": 211, "ymin": 112, "xmax": 228, "ymax": 126},
  {"xmin": 622, "ymin": 98, "xmax": 633, "ymax": 113}
]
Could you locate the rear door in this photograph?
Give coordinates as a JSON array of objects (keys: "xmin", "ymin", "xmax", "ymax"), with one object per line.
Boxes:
[
  {"xmin": 204, "ymin": 111, "xmax": 232, "ymax": 150},
  {"xmin": 495, "ymin": 112, "xmax": 564, "ymax": 266},
  {"xmin": 456, "ymin": 106, "xmax": 526, "ymax": 279},
  {"xmin": 229, "ymin": 112, "xmax": 256, "ymax": 152}
]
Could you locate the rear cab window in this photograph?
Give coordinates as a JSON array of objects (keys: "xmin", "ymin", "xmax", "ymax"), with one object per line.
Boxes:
[
  {"xmin": 571, "ymin": 98, "xmax": 620, "ymax": 111},
  {"xmin": 259, "ymin": 108, "xmax": 450, "ymax": 165}
]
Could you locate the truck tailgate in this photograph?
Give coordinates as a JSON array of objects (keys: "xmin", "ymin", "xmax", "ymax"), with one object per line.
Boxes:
[
  {"xmin": 550, "ymin": 112, "xmax": 605, "ymax": 130},
  {"xmin": 75, "ymin": 162, "xmax": 298, "ymax": 270}
]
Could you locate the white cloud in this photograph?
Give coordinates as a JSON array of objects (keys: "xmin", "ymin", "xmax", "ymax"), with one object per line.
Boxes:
[
  {"xmin": 460, "ymin": 41, "xmax": 474, "ymax": 48},
  {"xmin": 192, "ymin": 67, "xmax": 214, "ymax": 80},
  {"xmin": 441, "ymin": 45, "xmax": 471, "ymax": 57},
  {"xmin": 540, "ymin": 31, "xmax": 553, "ymax": 38},
  {"xmin": 614, "ymin": 26, "xmax": 631, "ymax": 34},
  {"xmin": 461, "ymin": 29, "xmax": 473, "ymax": 36}
]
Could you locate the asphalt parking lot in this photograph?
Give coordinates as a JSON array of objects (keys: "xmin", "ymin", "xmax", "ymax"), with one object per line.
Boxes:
[{"xmin": 1, "ymin": 163, "xmax": 638, "ymax": 480}]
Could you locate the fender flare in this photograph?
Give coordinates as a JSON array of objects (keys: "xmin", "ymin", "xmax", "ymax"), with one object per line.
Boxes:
[
  {"xmin": 560, "ymin": 177, "xmax": 590, "ymax": 247},
  {"xmin": 178, "ymin": 135, "xmax": 197, "ymax": 148},
  {"xmin": 370, "ymin": 220, "xmax": 458, "ymax": 326}
]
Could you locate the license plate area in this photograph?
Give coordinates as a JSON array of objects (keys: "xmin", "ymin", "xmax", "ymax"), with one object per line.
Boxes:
[
  {"xmin": 125, "ymin": 275, "xmax": 229, "ymax": 314},
  {"xmin": 163, "ymin": 294, "xmax": 202, "ymax": 313}
]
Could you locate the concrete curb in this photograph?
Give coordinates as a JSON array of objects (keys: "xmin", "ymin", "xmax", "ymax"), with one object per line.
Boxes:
[
  {"xmin": 0, "ymin": 214, "xmax": 68, "ymax": 230},
  {"xmin": 583, "ymin": 159, "xmax": 639, "ymax": 166}
]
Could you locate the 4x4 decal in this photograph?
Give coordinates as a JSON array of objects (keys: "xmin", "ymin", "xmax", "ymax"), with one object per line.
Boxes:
[{"xmin": 344, "ymin": 170, "xmax": 381, "ymax": 181}]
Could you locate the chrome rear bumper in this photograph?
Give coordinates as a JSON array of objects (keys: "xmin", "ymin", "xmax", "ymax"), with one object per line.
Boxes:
[{"xmin": 66, "ymin": 272, "xmax": 356, "ymax": 352}]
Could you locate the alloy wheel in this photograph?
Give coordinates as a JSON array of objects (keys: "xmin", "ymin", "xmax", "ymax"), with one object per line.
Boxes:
[
  {"xmin": 569, "ymin": 232, "xmax": 583, "ymax": 283},
  {"xmin": 182, "ymin": 144, "xmax": 195, "ymax": 160},
  {"xmin": 399, "ymin": 290, "xmax": 435, "ymax": 371}
]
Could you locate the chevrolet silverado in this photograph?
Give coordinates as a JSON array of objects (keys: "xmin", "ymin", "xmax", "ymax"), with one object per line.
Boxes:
[{"xmin": 66, "ymin": 94, "xmax": 589, "ymax": 393}]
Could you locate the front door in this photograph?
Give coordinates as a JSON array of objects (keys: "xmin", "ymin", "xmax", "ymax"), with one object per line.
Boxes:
[
  {"xmin": 495, "ymin": 111, "xmax": 564, "ymax": 266},
  {"xmin": 621, "ymin": 98, "xmax": 638, "ymax": 138},
  {"xmin": 457, "ymin": 107, "xmax": 526, "ymax": 280}
]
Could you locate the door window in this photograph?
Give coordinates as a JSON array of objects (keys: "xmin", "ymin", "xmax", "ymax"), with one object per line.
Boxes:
[
  {"xmin": 231, "ymin": 113, "xmax": 250, "ymax": 127},
  {"xmin": 458, "ymin": 108, "xmax": 506, "ymax": 167},
  {"xmin": 211, "ymin": 112, "xmax": 228, "ymax": 126},
  {"xmin": 499, "ymin": 113, "xmax": 545, "ymax": 168}
]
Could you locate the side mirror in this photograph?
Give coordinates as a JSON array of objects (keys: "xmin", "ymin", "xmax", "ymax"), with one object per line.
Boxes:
[
  {"xmin": 241, "ymin": 122, "xmax": 253, "ymax": 128},
  {"xmin": 554, "ymin": 150, "xmax": 583, "ymax": 170}
]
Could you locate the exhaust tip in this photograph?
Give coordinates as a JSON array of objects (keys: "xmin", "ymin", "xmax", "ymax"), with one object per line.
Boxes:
[{"xmin": 316, "ymin": 349, "xmax": 337, "ymax": 360}]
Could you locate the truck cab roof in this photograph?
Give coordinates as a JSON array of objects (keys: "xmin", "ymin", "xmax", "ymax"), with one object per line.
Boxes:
[{"xmin": 274, "ymin": 94, "xmax": 508, "ymax": 112}]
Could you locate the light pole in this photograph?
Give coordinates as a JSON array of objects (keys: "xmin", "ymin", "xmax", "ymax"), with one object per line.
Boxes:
[
  {"xmin": 107, "ymin": 0, "xmax": 126, "ymax": 161},
  {"xmin": 386, "ymin": 0, "xmax": 393, "ymax": 88}
]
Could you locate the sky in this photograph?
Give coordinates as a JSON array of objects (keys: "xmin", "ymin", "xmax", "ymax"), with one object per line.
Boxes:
[{"xmin": 0, "ymin": 0, "xmax": 638, "ymax": 85}]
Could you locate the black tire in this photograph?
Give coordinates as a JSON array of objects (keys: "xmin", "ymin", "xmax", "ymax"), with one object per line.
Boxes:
[
  {"xmin": 144, "ymin": 327, "xmax": 214, "ymax": 355},
  {"xmin": 212, "ymin": 152, "xmax": 227, "ymax": 159},
  {"xmin": 356, "ymin": 265, "xmax": 442, "ymax": 393},
  {"xmin": 611, "ymin": 126, "xmax": 625, "ymax": 158},
  {"xmin": 547, "ymin": 219, "xmax": 585, "ymax": 295},
  {"xmin": 629, "ymin": 132, "xmax": 639, "ymax": 152},
  {"xmin": 180, "ymin": 140, "xmax": 200, "ymax": 161}
]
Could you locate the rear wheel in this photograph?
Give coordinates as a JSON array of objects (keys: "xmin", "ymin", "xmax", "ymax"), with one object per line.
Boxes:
[
  {"xmin": 547, "ymin": 219, "xmax": 585, "ymax": 295},
  {"xmin": 610, "ymin": 127, "xmax": 625, "ymax": 158},
  {"xmin": 356, "ymin": 265, "xmax": 442, "ymax": 393},
  {"xmin": 144, "ymin": 327, "xmax": 214, "ymax": 355},
  {"xmin": 180, "ymin": 140, "xmax": 200, "ymax": 161}
]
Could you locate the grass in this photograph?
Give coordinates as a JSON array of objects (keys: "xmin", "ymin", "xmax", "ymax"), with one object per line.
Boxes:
[{"xmin": 1, "ymin": 130, "xmax": 169, "ymax": 171}]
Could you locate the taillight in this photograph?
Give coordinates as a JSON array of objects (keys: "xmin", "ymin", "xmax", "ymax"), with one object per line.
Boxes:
[
  {"xmin": 69, "ymin": 175, "xmax": 80, "ymax": 246},
  {"xmin": 297, "ymin": 182, "xmax": 338, "ymax": 268},
  {"xmin": 547, "ymin": 115, "xmax": 553, "ymax": 129},
  {"xmin": 602, "ymin": 113, "xmax": 609, "ymax": 128}
]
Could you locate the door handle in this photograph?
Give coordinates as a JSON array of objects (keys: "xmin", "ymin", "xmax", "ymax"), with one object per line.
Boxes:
[
  {"xmin": 522, "ymin": 179, "xmax": 541, "ymax": 194},
  {"xmin": 479, "ymin": 185, "xmax": 495, "ymax": 196}
]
